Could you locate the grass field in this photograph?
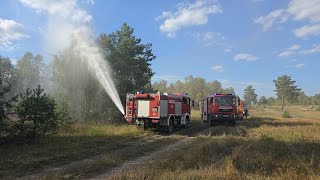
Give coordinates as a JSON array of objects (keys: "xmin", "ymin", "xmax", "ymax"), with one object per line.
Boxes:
[
  {"xmin": 0, "ymin": 111, "xmax": 203, "ymax": 179},
  {"xmin": 1, "ymin": 106, "xmax": 319, "ymax": 179},
  {"xmin": 109, "ymin": 106, "xmax": 320, "ymax": 179},
  {"xmin": 0, "ymin": 123, "xmax": 154, "ymax": 179}
]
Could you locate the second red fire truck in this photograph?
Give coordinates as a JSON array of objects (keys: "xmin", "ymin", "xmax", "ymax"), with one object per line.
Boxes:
[
  {"xmin": 199, "ymin": 93, "xmax": 240, "ymax": 126},
  {"xmin": 124, "ymin": 91, "xmax": 194, "ymax": 133}
]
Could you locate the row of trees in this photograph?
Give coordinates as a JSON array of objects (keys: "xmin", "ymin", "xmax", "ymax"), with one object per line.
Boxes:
[
  {"xmin": 153, "ymin": 75, "xmax": 319, "ymax": 111},
  {"xmin": 0, "ymin": 23, "xmax": 156, "ymax": 122},
  {"xmin": 152, "ymin": 76, "xmax": 235, "ymax": 109},
  {"xmin": 242, "ymin": 75, "xmax": 320, "ymax": 110}
]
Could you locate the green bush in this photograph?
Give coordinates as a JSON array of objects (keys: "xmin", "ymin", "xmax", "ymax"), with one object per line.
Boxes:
[
  {"xmin": 16, "ymin": 86, "xmax": 57, "ymax": 138},
  {"xmin": 316, "ymin": 107, "xmax": 320, "ymax": 111},
  {"xmin": 15, "ymin": 85, "xmax": 72, "ymax": 139},
  {"xmin": 282, "ymin": 111, "xmax": 292, "ymax": 118},
  {"xmin": 55, "ymin": 101, "xmax": 73, "ymax": 129}
]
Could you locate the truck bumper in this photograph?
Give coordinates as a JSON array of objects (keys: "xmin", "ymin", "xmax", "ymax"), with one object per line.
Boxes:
[
  {"xmin": 136, "ymin": 118, "xmax": 160, "ymax": 128},
  {"xmin": 210, "ymin": 114, "xmax": 237, "ymax": 121}
]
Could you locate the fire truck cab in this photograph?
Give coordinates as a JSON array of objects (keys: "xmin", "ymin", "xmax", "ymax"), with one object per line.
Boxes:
[
  {"xmin": 125, "ymin": 91, "xmax": 193, "ymax": 133},
  {"xmin": 200, "ymin": 93, "xmax": 239, "ymax": 126}
]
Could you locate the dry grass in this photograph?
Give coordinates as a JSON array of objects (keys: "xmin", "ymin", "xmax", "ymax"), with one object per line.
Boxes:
[
  {"xmin": 0, "ymin": 111, "xmax": 202, "ymax": 179},
  {"xmin": 44, "ymin": 137, "xmax": 180, "ymax": 179},
  {"xmin": 0, "ymin": 123, "xmax": 154, "ymax": 179},
  {"xmin": 109, "ymin": 106, "xmax": 320, "ymax": 179}
]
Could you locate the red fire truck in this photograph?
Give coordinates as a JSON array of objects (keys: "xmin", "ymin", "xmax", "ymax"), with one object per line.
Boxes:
[
  {"xmin": 125, "ymin": 91, "xmax": 194, "ymax": 133},
  {"xmin": 200, "ymin": 93, "xmax": 240, "ymax": 126}
]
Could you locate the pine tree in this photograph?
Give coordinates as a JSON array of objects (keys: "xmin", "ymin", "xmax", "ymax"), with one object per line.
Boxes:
[
  {"xmin": 16, "ymin": 85, "xmax": 57, "ymax": 138},
  {"xmin": 243, "ymin": 85, "xmax": 257, "ymax": 106},
  {"xmin": 258, "ymin": 96, "xmax": 268, "ymax": 106},
  {"xmin": 273, "ymin": 75, "xmax": 301, "ymax": 111}
]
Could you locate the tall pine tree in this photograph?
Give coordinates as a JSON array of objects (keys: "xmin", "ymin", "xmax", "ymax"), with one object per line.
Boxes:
[
  {"xmin": 273, "ymin": 75, "xmax": 301, "ymax": 111},
  {"xmin": 243, "ymin": 85, "xmax": 257, "ymax": 106}
]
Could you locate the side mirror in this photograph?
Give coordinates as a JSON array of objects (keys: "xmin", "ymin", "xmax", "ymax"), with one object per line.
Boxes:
[{"xmin": 192, "ymin": 100, "xmax": 195, "ymax": 107}]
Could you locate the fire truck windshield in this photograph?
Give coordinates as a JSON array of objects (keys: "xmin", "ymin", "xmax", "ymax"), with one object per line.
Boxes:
[{"xmin": 215, "ymin": 96, "xmax": 235, "ymax": 106}]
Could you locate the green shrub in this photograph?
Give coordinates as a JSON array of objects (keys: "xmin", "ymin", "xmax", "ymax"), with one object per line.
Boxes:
[
  {"xmin": 282, "ymin": 111, "xmax": 292, "ymax": 118},
  {"xmin": 16, "ymin": 86, "xmax": 57, "ymax": 138},
  {"xmin": 15, "ymin": 85, "xmax": 72, "ymax": 139},
  {"xmin": 316, "ymin": 107, "xmax": 320, "ymax": 111},
  {"xmin": 55, "ymin": 101, "xmax": 73, "ymax": 129}
]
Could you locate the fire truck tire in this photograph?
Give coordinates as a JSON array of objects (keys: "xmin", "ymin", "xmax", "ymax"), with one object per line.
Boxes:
[
  {"xmin": 136, "ymin": 123, "xmax": 146, "ymax": 130},
  {"xmin": 167, "ymin": 119, "xmax": 174, "ymax": 133},
  {"xmin": 182, "ymin": 116, "xmax": 190, "ymax": 128}
]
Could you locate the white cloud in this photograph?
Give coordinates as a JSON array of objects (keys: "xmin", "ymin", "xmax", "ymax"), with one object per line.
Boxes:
[
  {"xmin": 279, "ymin": 44, "xmax": 320, "ymax": 58},
  {"xmin": 82, "ymin": 0, "xmax": 95, "ymax": 5},
  {"xmin": 288, "ymin": 44, "xmax": 301, "ymax": 50},
  {"xmin": 288, "ymin": 0, "xmax": 320, "ymax": 23},
  {"xmin": 224, "ymin": 48, "xmax": 232, "ymax": 52},
  {"xmin": 255, "ymin": 0, "xmax": 320, "ymax": 38},
  {"xmin": 20, "ymin": 0, "xmax": 92, "ymax": 23},
  {"xmin": 278, "ymin": 44, "xmax": 301, "ymax": 57},
  {"xmin": 155, "ymin": 11, "xmax": 173, "ymax": 21},
  {"xmin": 0, "ymin": 18, "xmax": 29, "ymax": 50},
  {"xmin": 295, "ymin": 63, "xmax": 305, "ymax": 68},
  {"xmin": 278, "ymin": 51, "xmax": 294, "ymax": 57},
  {"xmin": 301, "ymin": 44, "xmax": 320, "ymax": 54},
  {"xmin": 193, "ymin": 31, "xmax": 227, "ymax": 47},
  {"xmin": 285, "ymin": 63, "xmax": 306, "ymax": 68},
  {"xmin": 156, "ymin": 0, "xmax": 222, "ymax": 37},
  {"xmin": 254, "ymin": 9, "xmax": 289, "ymax": 32},
  {"xmin": 233, "ymin": 53, "xmax": 258, "ymax": 61},
  {"xmin": 211, "ymin": 65, "xmax": 224, "ymax": 72},
  {"xmin": 293, "ymin": 24, "xmax": 320, "ymax": 38}
]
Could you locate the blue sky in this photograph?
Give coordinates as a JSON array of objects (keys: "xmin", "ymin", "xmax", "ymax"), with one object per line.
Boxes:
[{"xmin": 1, "ymin": 0, "xmax": 320, "ymax": 98}]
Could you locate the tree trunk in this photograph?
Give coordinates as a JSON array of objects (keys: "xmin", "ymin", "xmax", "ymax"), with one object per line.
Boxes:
[{"xmin": 281, "ymin": 97, "xmax": 284, "ymax": 111}]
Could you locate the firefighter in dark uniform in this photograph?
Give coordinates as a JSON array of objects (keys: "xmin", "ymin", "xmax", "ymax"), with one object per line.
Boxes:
[{"xmin": 243, "ymin": 108, "xmax": 249, "ymax": 119}]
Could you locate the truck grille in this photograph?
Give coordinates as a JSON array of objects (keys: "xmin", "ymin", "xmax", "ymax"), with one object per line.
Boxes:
[{"xmin": 218, "ymin": 109, "xmax": 233, "ymax": 113}]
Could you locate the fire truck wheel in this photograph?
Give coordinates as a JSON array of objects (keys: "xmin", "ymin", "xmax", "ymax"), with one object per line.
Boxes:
[
  {"xmin": 182, "ymin": 117, "xmax": 190, "ymax": 128},
  {"xmin": 167, "ymin": 119, "xmax": 174, "ymax": 133}
]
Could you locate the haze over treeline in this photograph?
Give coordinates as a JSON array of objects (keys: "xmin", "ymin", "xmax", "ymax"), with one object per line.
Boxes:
[
  {"xmin": 1, "ymin": 23, "xmax": 320, "ymax": 122},
  {"xmin": 1, "ymin": 23, "xmax": 155, "ymax": 121},
  {"xmin": 152, "ymin": 76, "xmax": 320, "ymax": 108}
]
